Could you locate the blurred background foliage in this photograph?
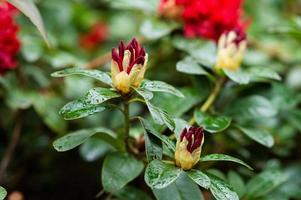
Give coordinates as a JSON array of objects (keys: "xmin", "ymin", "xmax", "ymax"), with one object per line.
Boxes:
[{"xmin": 0, "ymin": 0, "xmax": 301, "ymax": 199}]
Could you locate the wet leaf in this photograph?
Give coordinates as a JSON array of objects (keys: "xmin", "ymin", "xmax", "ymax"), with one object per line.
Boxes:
[
  {"xmin": 0, "ymin": 186, "xmax": 7, "ymax": 200},
  {"xmin": 237, "ymin": 126, "xmax": 274, "ymax": 147},
  {"xmin": 208, "ymin": 174, "xmax": 239, "ymax": 200},
  {"xmin": 187, "ymin": 169, "xmax": 211, "ymax": 189},
  {"xmin": 141, "ymin": 80, "xmax": 184, "ymax": 98}
]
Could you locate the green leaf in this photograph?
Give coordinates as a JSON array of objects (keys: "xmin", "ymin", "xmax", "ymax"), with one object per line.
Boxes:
[
  {"xmin": 248, "ymin": 67, "xmax": 281, "ymax": 81},
  {"xmin": 194, "ymin": 110, "xmax": 231, "ymax": 133},
  {"xmin": 51, "ymin": 68, "xmax": 112, "ymax": 86},
  {"xmin": 200, "ymin": 154, "xmax": 253, "ymax": 170},
  {"xmin": 224, "ymin": 69, "xmax": 251, "ymax": 84},
  {"xmin": 146, "ymin": 101, "xmax": 175, "ymax": 131},
  {"xmin": 245, "ymin": 169, "xmax": 288, "ymax": 198},
  {"xmin": 8, "ymin": 0, "xmax": 50, "ymax": 46},
  {"xmin": 173, "ymin": 118, "xmax": 189, "ymax": 139},
  {"xmin": 59, "ymin": 99, "xmax": 106, "ymax": 120},
  {"xmin": 140, "ymin": 18, "xmax": 179, "ymax": 40},
  {"xmin": 102, "ymin": 152, "xmax": 144, "ymax": 192},
  {"xmin": 208, "ymin": 174, "xmax": 239, "ymax": 200},
  {"xmin": 104, "ymin": 0, "xmax": 159, "ymax": 13},
  {"xmin": 153, "ymin": 172, "xmax": 204, "ymax": 200},
  {"xmin": 144, "ymin": 129, "xmax": 163, "ymax": 162},
  {"xmin": 134, "ymin": 88, "xmax": 154, "ymax": 100},
  {"xmin": 0, "ymin": 186, "xmax": 7, "ymax": 200},
  {"xmin": 237, "ymin": 126, "xmax": 274, "ymax": 147},
  {"xmin": 227, "ymin": 171, "xmax": 246, "ymax": 198},
  {"xmin": 139, "ymin": 117, "xmax": 176, "ymax": 152},
  {"xmin": 79, "ymin": 138, "xmax": 114, "ymax": 162},
  {"xmin": 145, "ymin": 160, "xmax": 182, "ymax": 189},
  {"xmin": 85, "ymin": 88, "xmax": 120, "ymax": 104},
  {"xmin": 176, "ymin": 57, "xmax": 209, "ymax": 75},
  {"xmin": 141, "ymin": 80, "xmax": 184, "ymax": 98},
  {"xmin": 227, "ymin": 95, "xmax": 278, "ymax": 120},
  {"xmin": 114, "ymin": 186, "xmax": 152, "ymax": 200},
  {"xmin": 53, "ymin": 127, "xmax": 116, "ymax": 152},
  {"xmin": 186, "ymin": 169, "xmax": 211, "ymax": 189}
]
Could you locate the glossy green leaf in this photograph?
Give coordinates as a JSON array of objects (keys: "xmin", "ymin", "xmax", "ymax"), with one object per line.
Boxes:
[
  {"xmin": 248, "ymin": 67, "xmax": 281, "ymax": 81},
  {"xmin": 139, "ymin": 117, "xmax": 175, "ymax": 152},
  {"xmin": 102, "ymin": 152, "xmax": 144, "ymax": 192},
  {"xmin": 200, "ymin": 154, "xmax": 253, "ymax": 170},
  {"xmin": 114, "ymin": 186, "xmax": 152, "ymax": 200},
  {"xmin": 186, "ymin": 169, "xmax": 211, "ymax": 189},
  {"xmin": 0, "ymin": 186, "xmax": 7, "ymax": 200},
  {"xmin": 85, "ymin": 88, "xmax": 120, "ymax": 104},
  {"xmin": 140, "ymin": 18, "xmax": 179, "ymax": 40},
  {"xmin": 134, "ymin": 88, "xmax": 154, "ymax": 100},
  {"xmin": 145, "ymin": 160, "xmax": 182, "ymax": 189},
  {"xmin": 59, "ymin": 99, "xmax": 106, "ymax": 120},
  {"xmin": 173, "ymin": 118, "xmax": 189, "ymax": 139},
  {"xmin": 141, "ymin": 80, "xmax": 184, "ymax": 98},
  {"xmin": 8, "ymin": 0, "xmax": 50, "ymax": 46},
  {"xmin": 153, "ymin": 172, "xmax": 204, "ymax": 200},
  {"xmin": 176, "ymin": 57, "xmax": 209, "ymax": 75},
  {"xmin": 194, "ymin": 110, "xmax": 231, "ymax": 133},
  {"xmin": 245, "ymin": 169, "xmax": 288, "ymax": 198},
  {"xmin": 208, "ymin": 174, "xmax": 239, "ymax": 200},
  {"xmin": 51, "ymin": 68, "xmax": 112, "ymax": 86},
  {"xmin": 227, "ymin": 171, "xmax": 246, "ymax": 198},
  {"xmin": 146, "ymin": 101, "xmax": 175, "ymax": 131},
  {"xmin": 53, "ymin": 127, "xmax": 116, "ymax": 152},
  {"xmin": 144, "ymin": 128, "xmax": 163, "ymax": 161},
  {"xmin": 227, "ymin": 95, "xmax": 278, "ymax": 120},
  {"xmin": 237, "ymin": 126, "xmax": 274, "ymax": 147}
]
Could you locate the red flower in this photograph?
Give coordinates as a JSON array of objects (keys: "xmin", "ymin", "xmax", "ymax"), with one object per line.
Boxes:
[
  {"xmin": 159, "ymin": 0, "xmax": 248, "ymax": 42},
  {"xmin": 0, "ymin": 1, "xmax": 20, "ymax": 74},
  {"xmin": 79, "ymin": 22, "xmax": 108, "ymax": 50}
]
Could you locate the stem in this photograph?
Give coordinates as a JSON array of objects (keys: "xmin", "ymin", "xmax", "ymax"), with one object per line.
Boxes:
[
  {"xmin": 123, "ymin": 102, "xmax": 130, "ymax": 150},
  {"xmin": 0, "ymin": 111, "xmax": 23, "ymax": 183},
  {"xmin": 189, "ymin": 77, "xmax": 226, "ymax": 125}
]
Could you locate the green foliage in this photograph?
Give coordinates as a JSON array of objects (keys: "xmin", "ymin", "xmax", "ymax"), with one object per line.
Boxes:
[{"xmin": 0, "ymin": 187, "xmax": 7, "ymax": 200}]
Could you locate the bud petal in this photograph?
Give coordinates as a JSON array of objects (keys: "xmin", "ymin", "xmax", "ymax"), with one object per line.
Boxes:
[
  {"xmin": 174, "ymin": 127, "xmax": 204, "ymax": 170},
  {"xmin": 112, "ymin": 71, "xmax": 131, "ymax": 94}
]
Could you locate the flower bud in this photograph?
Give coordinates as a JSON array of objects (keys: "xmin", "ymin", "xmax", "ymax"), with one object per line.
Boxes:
[
  {"xmin": 111, "ymin": 38, "xmax": 148, "ymax": 94},
  {"xmin": 175, "ymin": 127, "xmax": 204, "ymax": 170},
  {"xmin": 215, "ymin": 28, "xmax": 247, "ymax": 72}
]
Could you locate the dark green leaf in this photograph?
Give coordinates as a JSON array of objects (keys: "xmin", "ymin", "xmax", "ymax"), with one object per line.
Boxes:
[
  {"xmin": 245, "ymin": 169, "xmax": 288, "ymax": 198},
  {"xmin": 8, "ymin": 0, "xmax": 50, "ymax": 46},
  {"xmin": 146, "ymin": 101, "xmax": 175, "ymax": 131},
  {"xmin": 51, "ymin": 68, "xmax": 112, "ymax": 86},
  {"xmin": 227, "ymin": 171, "xmax": 246, "ymax": 198},
  {"xmin": 53, "ymin": 127, "xmax": 116, "ymax": 152},
  {"xmin": 144, "ymin": 129, "xmax": 163, "ymax": 161},
  {"xmin": 153, "ymin": 172, "xmax": 204, "ymax": 200},
  {"xmin": 194, "ymin": 110, "xmax": 231, "ymax": 133},
  {"xmin": 200, "ymin": 154, "xmax": 253, "ymax": 170},
  {"xmin": 208, "ymin": 174, "xmax": 239, "ymax": 200},
  {"xmin": 141, "ymin": 80, "xmax": 184, "ymax": 98},
  {"xmin": 145, "ymin": 160, "xmax": 182, "ymax": 189},
  {"xmin": 173, "ymin": 118, "xmax": 189, "ymax": 139},
  {"xmin": 187, "ymin": 169, "xmax": 211, "ymax": 189},
  {"xmin": 237, "ymin": 126, "xmax": 274, "ymax": 147},
  {"xmin": 102, "ymin": 152, "xmax": 144, "ymax": 192},
  {"xmin": 114, "ymin": 186, "xmax": 152, "ymax": 200}
]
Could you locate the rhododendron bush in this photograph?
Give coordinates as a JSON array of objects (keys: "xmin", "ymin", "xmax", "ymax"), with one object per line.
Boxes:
[{"xmin": 0, "ymin": 0, "xmax": 301, "ymax": 199}]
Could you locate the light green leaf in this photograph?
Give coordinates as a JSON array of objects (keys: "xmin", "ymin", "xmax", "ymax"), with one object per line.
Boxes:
[
  {"xmin": 153, "ymin": 172, "xmax": 204, "ymax": 200},
  {"xmin": 51, "ymin": 68, "xmax": 112, "ymax": 86},
  {"xmin": 141, "ymin": 80, "xmax": 184, "ymax": 98},
  {"xmin": 176, "ymin": 57, "xmax": 209, "ymax": 75},
  {"xmin": 224, "ymin": 69, "xmax": 251, "ymax": 84},
  {"xmin": 85, "ymin": 88, "xmax": 120, "ymax": 104},
  {"xmin": 145, "ymin": 160, "xmax": 182, "ymax": 189},
  {"xmin": 200, "ymin": 154, "xmax": 253, "ymax": 170},
  {"xmin": 146, "ymin": 101, "xmax": 175, "ymax": 131},
  {"xmin": 134, "ymin": 88, "xmax": 154, "ymax": 100},
  {"xmin": 102, "ymin": 152, "xmax": 144, "ymax": 192},
  {"xmin": 0, "ymin": 186, "xmax": 7, "ymax": 200},
  {"xmin": 53, "ymin": 127, "xmax": 116, "ymax": 152},
  {"xmin": 140, "ymin": 18, "xmax": 179, "ymax": 40},
  {"xmin": 8, "ymin": 0, "xmax": 49, "ymax": 46},
  {"xmin": 104, "ymin": 0, "xmax": 159, "ymax": 13},
  {"xmin": 208, "ymin": 174, "xmax": 239, "ymax": 200},
  {"xmin": 139, "ymin": 117, "xmax": 175, "ymax": 152},
  {"xmin": 187, "ymin": 169, "xmax": 211, "ymax": 189},
  {"xmin": 194, "ymin": 110, "xmax": 231, "ymax": 133},
  {"xmin": 173, "ymin": 118, "xmax": 189, "ymax": 139},
  {"xmin": 237, "ymin": 126, "xmax": 274, "ymax": 147},
  {"xmin": 245, "ymin": 169, "xmax": 289, "ymax": 198},
  {"xmin": 248, "ymin": 67, "xmax": 281, "ymax": 81}
]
